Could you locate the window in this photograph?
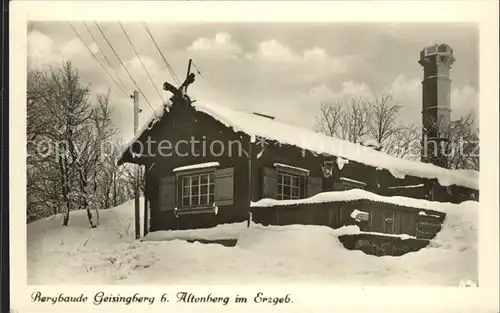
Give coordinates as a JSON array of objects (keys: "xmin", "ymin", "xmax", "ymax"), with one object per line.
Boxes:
[
  {"xmin": 277, "ymin": 172, "xmax": 302, "ymax": 200},
  {"xmin": 181, "ymin": 172, "xmax": 215, "ymax": 207},
  {"xmin": 340, "ymin": 177, "xmax": 366, "ymax": 190}
]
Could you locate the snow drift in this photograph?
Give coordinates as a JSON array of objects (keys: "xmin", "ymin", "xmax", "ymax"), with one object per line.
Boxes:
[{"xmin": 27, "ymin": 198, "xmax": 477, "ymax": 285}]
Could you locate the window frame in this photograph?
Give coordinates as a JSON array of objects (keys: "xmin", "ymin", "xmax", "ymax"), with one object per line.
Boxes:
[
  {"xmin": 277, "ymin": 171, "xmax": 303, "ymax": 200},
  {"xmin": 339, "ymin": 177, "xmax": 367, "ymax": 190},
  {"xmin": 174, "ymin": 165, "xmax": 218, "ymax": 210},
  {"xmin": 273, "ymin": 164, "xmax": 309, "ymax": 200},
  {"xmin": 179, "ymin": 171, "xmax": 215, "ymax": 208}
]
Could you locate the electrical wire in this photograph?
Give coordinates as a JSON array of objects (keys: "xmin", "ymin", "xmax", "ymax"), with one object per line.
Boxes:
[
  {"xmin": 82, "ymin": 22, "xmax": 130, "ymax": 94},
  {"xmin": 191, "ymin": 61, "xmax": 204, "ymax": 77},
  {"xmin": 93, "ymin": 21, "xmax": 155, "ymax": 112},
  {"xmin": 118, "ymin": 22, "xmax": 164, "ymax": 103},
  {"xmin": 68, "ymin": 22, "xmax": 129, "ymax": 98},
  {"xmin": 142, "ymin": 22, "xmax": 181, "ymax": 86}
]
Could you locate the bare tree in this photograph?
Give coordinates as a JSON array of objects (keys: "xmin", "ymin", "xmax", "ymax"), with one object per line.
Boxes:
[
  {"xmin": 315, "ymin": 97, "xmax": 372, "ymax": 143},
  {"xmin": 368, "ymin": 93, "xmax": 403, "ymax": 144},
  {"xmin": 340, "ymin": 97, "xmax": 372, "ymax": 143},
  {"xmin": 314, "ymin": 101, "xmax": 344, "ymax": 137},
  {"xmin": 383, "ymin": 124, "xmax": 422, "ymax": 160},
  {"xmin": 314, "ymin": 93, "xmax": 476, "ymax": 167},
  {"xmin": 86, "ymin": 92, "xmax": 118, "ymax": 225},
  {"xmin": 27, "ymin": 61, "xmax": 125, "ymax": 226},
  {"xmin": 445, "ymin": 114, "xmax": 479, "ymax": 170}
]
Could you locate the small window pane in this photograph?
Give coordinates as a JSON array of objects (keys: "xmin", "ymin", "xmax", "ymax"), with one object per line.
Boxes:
[
  {"xmin": 191, "ymin": 196, "xmax": 199, "ymax": 206},
  {"xmin": 284, "ymin": 175, "xmax": 291, "ymax": 185},
  {"xmin": 201, "ymin": 175, "xmax": 208, "ymax": 184},
  {"xmin": 200, "ymin": 195, "xmax": 208, "ymax": 205},
  {"xmin": 191, "ymin": 186, "xmax": 198, "ymax": 194},
  {"xmin": 278, "ymin": 172, "xmax": 301, "ymax": 200},
  {"xmin": 180, "ymin": 171, "xmax": 217, "ymax": 207},
  {"xmin": 283, "ymin": 185, "xmax": 291, "ymax": 195},
  {"xmin": 200, "ymin": 185, "xmax": 208, "ymax": 194}
]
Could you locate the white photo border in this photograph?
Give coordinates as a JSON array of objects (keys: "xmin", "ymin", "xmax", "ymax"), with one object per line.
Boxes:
[{"xmin": 10, "ymin": 1, "xmax": 499, "ymax": 312}]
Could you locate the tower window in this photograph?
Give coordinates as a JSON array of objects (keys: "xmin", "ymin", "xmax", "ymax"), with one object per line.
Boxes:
[{"xmin": 438, "ymin": 45, "xmax": 448, "ymax": 53}]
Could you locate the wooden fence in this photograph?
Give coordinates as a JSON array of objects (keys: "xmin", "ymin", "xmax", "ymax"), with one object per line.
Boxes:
[{"xmin": 251, "ymin": 199, "xmax": 446, "ymax": 256}]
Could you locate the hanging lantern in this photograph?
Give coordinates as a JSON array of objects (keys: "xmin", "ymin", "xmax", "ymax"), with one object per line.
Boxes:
[{"xmin": 321, "ymin": 160, "xmax": 335, "ymax": 178}]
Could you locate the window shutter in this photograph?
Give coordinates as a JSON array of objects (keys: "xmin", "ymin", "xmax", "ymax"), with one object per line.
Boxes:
[
  {"xmin": 263, "ymin": 167, "xmax": 278, "ymax": 199},
  {"xmin": 158, "ymin": 175, "xmax": 175, "ymax": 211},
  {"xmin": 214, "ymin": 167, "xmax": 234, "ymax": 206},
  {"xmin": 307, "ymin": 176, "xmax": 323, "ymax": 197}
]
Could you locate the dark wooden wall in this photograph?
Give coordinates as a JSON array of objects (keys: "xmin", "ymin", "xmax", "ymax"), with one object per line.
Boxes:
[
  {"xmin": 143, "ymin": 102, "xmax": 253, "ymax": 231},
  {"xmin": 254, "ymin": 140, "xmax": 478, "ymax": 204},
  {"xmin": 123, "ymin": 99, "xmax": 477, "ymax": 232},
  {"xmin": 251, "ymin": 200, "xmax": 445, "ymax": 239},
  {"xmin": 251, "ymin": 199, "xmax": 445, "ymax": 256}
]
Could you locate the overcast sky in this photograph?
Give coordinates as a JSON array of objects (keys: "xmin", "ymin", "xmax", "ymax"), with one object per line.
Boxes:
[{"xmin": 27, "ymin": 22, "xmax": 479, "ymax": 142}]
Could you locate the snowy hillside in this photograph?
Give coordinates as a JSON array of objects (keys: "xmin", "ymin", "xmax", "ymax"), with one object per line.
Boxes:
[{"xmin": 27, "ymin": 199, "xmax": 478, "ymax": 285}]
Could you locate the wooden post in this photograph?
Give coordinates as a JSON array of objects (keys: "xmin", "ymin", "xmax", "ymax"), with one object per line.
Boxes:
[
  {"xmin": 132, "ymin": 90, "xmax": 141, "ymax": 239},
  {"xmin": 247, "ymin": 140, "xmax": 253, "ymax": 227},
  {"xmin": 143, "ymin": 167, "xmax": 148, "ymax": 236},
  {"xmin": 184, "ymin": 59, "xmax": 192, "ymax": 93}
]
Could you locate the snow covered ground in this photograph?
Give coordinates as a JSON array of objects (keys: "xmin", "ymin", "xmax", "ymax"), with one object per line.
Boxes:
[{"xmin": 27, "ymin": 198, "xmax": 478, "ymax": 285}]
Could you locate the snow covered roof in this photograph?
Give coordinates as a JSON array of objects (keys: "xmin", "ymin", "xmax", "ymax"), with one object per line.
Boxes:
[
  {"xmin": 117, "ymin": 102, "xmax": 169, "ymax": 164},
  {"xmin": 250, "ymin": 189, "xmax": 458, "ymax": 213},
  {"xmin": 118, "ymin": 100, "xmax": 479, "ymax": 190},
  {"xmin": 193, "ymin": 101, "xmax": 478, "ymax": 190}
]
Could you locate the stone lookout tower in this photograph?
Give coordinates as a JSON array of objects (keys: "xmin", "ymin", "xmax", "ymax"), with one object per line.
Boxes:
[{"xmin": 418, "ymin": 43, "xmax": 455, "ymax": 167}]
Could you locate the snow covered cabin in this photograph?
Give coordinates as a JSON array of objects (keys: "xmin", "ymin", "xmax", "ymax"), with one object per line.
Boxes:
[{"xmin": 118, "ymin": 94, "xmax": 478, "ymax": 232}]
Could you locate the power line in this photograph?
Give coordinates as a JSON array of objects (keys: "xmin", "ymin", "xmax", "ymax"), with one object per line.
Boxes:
[
  {"xmin": 93, "ymin": 21, "xmax": 155, "ymax": 112},
  {"xmin": 188, "ymin": 60, "xmax": 221, "ymax": 98},
  {"xmin": 191, "ymin": 61, "xmax": 203, "ymax": 77},
  {"xmin": 142, "ymin": 22, "xmax": 181, "ymax": 86},
  {"xmin": 83, "ymin": 22, "xmax": 130, "ymax": 93},
  {"xmin": 68, "ymin": 21, "xmax": 129, "ymax": 98},
  {"xmin": 118, "ymin": 21, "xmax": 164, "ymax": 103}
]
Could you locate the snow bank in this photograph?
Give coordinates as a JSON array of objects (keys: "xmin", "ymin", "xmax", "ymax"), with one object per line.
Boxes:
[
  {"xmin": 28, "ymin": 198, "xmax": 478, "ymax": 285},
  {"xmin": 142, "ymin": 222, "xmax": 417, "ymax": 242},
  {"xmin": 142, "ymin": 222, "xmax": 248, "ymax": 241},
  {"xmin": 400, "ymin": 201, "xmax": 478, "ymax": 285},
  {"xmin": 251, "ymin": 188, "xmax": 459, "ymax": 213},
  {"xmin": 27, "ymin": 199, "xmax": 144, "ymax": 284}
]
